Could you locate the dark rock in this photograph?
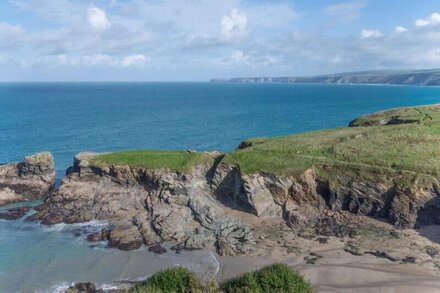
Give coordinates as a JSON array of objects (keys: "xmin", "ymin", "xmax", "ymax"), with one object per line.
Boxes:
[
  {"xmin": 148, "ymin": 243, "xmax": 167, "ymax": 254},
  {"xmin": 366, "ymin": 250, "xmax": 399, "ymax": 262},
  {"xmin": 402, "ymin": 256, "xmax": 417, "ymax": 264},
  {"xmin": 0, "ymin": 207, "xmax": 30, "ymax": 220},
  {"xmin": 87, "ymin": 229, "xmax": 109, "ymax": 242},
  {"xmin": 316, "ymin": 237, "xmax": 328, "ymax": 244},
  {"xmin": 66, "ymin": 282, "xmax": 96, "ymax": 293},
  {"xmin": 426, "ymin": 246, "xmax": 439, "ymax": 258},
  {"xmin": 315, "ymin": 218, "xmax": 357, "ymax": 238}
]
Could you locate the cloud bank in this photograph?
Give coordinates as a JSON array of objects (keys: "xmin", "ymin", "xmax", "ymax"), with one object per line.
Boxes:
[{"xmin": 1, "ymin": 1, "xmax": 440, "ymax": 80}]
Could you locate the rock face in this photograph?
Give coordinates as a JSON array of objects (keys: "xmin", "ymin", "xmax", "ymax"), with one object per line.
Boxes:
[
  {"xmin": 34, "ymin": 149, "xmax": 440, "ymax": 255},
  {"xmin": 0, "ymin": 152, "xmax": 55, "ymax": 206},
  {"xmin": 35, "ymin": 152, "xmax": 256, "ymax": 256}
]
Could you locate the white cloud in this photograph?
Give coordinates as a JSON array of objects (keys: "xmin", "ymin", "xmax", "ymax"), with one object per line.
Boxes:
[
  {"xmin": 121, "ymin": 54, "xmax": 148, "ymax": 67},
  {"xmin": 415, "ymin": 12, "xmax": 440, "ymax": 27},
  {"xmin": 221, "ymin": 9, "xmax": 248, "ymax": 39},
  {"xmin": 324, "ymin": 0, "xmax": 367, "ymax": 22},
  {"xmin": 87, "ymin": 6, "xmax": 110, "ymax": 31},
  {"xmin": 41, "ymin": 53, "xmax": 148, "ymax": 67},
  {"xmin": 0, "ymin": 22, "xmax": 26, "ymax": 49},
  {"xmin": 395, "ymin": 26, "xmax": 407, "ymax": 33},
  {"xmin": 361, "ymin": 29, "xmax": 383, "ymax": 39}
]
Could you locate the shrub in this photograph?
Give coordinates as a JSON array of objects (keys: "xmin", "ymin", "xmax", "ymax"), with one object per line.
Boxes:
[
  {"xmin": 128, "ymin": 267, "xmax": 205, "ymax": 293},
  {"xmin": 220, "ymin": 263, "xmax": 313, "ymax": 293}
]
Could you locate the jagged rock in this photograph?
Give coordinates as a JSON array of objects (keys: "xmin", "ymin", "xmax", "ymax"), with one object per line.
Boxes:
[
  {"xmin": 65, "ymin": 282, "xmax": 97, "ymax": 293},
  {"xmin": 184, "ymin": 228, "xmax": 216, "ymax": 250},
  {"xmin": 133, "ymin": 214, "xmax": 160, "ymax": 245},
  {"xmin": 241, "ymin": 174, "xmax": 284, "ymax": 217},
  {"xmin": 366, "ymin": 250, "xmax": 400, "ymax": 262},
  {"xmin": 315, "ymin": 217, "xmax": 357, "ymax": 238},
  {"xmin": 152, "ymin": 205, "xmax": 192, "ymax": 242},
  {"xmin": 0, "ymin": 207, "xmax": 30, "ymax": 220},
  {"xmin": 31, "ymin": 149, "xmax": 440, "ymax": 255},
  {"xmin": 0, "ymin": 152, "xmax": 55, "ymax": 206},
  {"xmin": 86, "ymin": 229, "xmax": 110, "ymax": 242},
  {"xmin": 148, "ymin": 243, "xmax": 167, "ymax": 254},
  {"xmin": 108, "ymin": 220, "xmax": 143, "ymax": 250},
  {"xmin": 215, "ymin": 217, "xmax": 255, "ymax": 256},
  {"xmin": 426, "ymin": 246, "xmax": 439, "ymax": 258},
  {"xmin": 402, "ymin": 256, "xmax": 417, "ymax": 264}
]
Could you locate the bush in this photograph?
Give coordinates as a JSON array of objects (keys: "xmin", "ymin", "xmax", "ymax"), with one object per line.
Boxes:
[
  {"xmin": 127, "ymin": 264, "xmax": 312, "ymax": 293},
  {"xmin": 220, "ymin": 263, "xmax": 313, "ymax": 293},
  {"xmin": 128, "ymin": 267, "xmax": 205, "ymax": 293}
]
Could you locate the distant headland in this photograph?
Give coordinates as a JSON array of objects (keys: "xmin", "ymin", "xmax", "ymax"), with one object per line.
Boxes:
[{"xmin": 211, "ymin": 69, "xmax": 440, "ymax": 86}]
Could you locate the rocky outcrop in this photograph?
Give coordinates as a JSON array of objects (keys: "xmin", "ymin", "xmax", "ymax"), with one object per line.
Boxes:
[
  {"xmin": 0, "ymin": 152, "xmax": 55, "ymax": 206},
  {"xmin": 35, "ymin": 152, "xmax": 256, "ymax": 256},
  {"xmin": 32, "ymin": 149, "xmax": 440, "ymax": 255}
]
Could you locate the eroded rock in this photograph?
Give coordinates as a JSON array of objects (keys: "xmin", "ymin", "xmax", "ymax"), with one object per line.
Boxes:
[{"xmin": 0, "ymin": 152, "xmax": 55, "ymax": 206}]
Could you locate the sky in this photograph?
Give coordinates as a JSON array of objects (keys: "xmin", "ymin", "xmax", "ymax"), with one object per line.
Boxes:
[{"xmin": 1, "ymin": 0, "xmax": 440, "ymax": 81}]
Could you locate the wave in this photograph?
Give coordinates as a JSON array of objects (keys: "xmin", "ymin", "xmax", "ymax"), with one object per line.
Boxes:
[{"xmin": 41, "ymin": 220, "xmax": 109, "ymax": 233}]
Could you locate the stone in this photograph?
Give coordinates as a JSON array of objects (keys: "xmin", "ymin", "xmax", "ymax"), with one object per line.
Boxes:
[
  {"xmin": 315, "ymin": 217, "xmax": 357, "ymax": 238},
  {"xmin": 148, "ymin": 243, "xmax": 167, "ymax": 254},
  {"xmin": 66, "ymin": 282, "xmax": 96, "ymax": 293},
  {"xmin": 86, "ymin": 229, "xmax": 109, "ymax": 242},
  {"xmin": 108, "ymin": 220, "xmax": 143, "ymax": 250},
  {"xmin": 0, "ymin": 207, "xmax": 30, "ymax": 220},
  {"xmin": 0, "ymin": 152, "xmax": 55, "ymax": 206},
  {"xmin": 184, "ymin": 228, "xmax": 216, "ymax": 250},
  {"xmin": 133, "ymin": 214, "xmax": 160, "ymax": 245},
  {"xmin": 214, "ymin": 217, "xmax": 255, "ymax": 256}
]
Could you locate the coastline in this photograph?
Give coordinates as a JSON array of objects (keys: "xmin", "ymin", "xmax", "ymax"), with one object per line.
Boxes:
[{"xmin": 2, "ymin": 104, "xmax": 440, "ymax": 292}]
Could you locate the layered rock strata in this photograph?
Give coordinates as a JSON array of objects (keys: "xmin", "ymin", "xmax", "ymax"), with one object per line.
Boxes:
[{"xmin": 0, "ymin": 152, "xmax": 55, "ymax": 206}]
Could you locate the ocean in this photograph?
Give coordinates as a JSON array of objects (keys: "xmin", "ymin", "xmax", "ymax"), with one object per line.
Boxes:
[{"xmin": 1, "ymin": 82, "xmax": 440, "ymax": 292}]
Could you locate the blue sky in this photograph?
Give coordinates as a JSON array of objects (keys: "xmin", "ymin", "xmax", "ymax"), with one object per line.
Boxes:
[{"xmin": 1, "ymin": 0, "xmax": 440, "ymax": 81}]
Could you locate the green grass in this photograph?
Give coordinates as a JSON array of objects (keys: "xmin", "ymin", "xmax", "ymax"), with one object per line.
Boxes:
[
  {"xmin": 221, "ymin": 263, "xmax": 313, "ymax": 293},
  {"xmin": 125, "ymin": 265, "xmax": 312, "ymax": 293},
  {"xmin": 222, "ymin": 105, "xmax": 440, "ymax": 188},
  {"xmin": 88, "ymin": 105, "xmax": 440, "ymax": 189},
  {"xmin": 89, "ymin": 150, "xmax": 214, "ymax": 173}
]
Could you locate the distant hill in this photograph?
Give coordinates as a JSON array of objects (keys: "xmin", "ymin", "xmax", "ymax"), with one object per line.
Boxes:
[{"xmin": 211, "ymin": 69, "xmax": 440, "ymax": 86}]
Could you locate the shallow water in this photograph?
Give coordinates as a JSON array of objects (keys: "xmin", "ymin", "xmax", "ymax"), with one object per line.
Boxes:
[
  {"xmin": 0, "ymin": 203, "xmax": 219, "ymax": 293},
  {"xmin": 1, "ymin": 82, "xmax": 440, "ymax": 292}
]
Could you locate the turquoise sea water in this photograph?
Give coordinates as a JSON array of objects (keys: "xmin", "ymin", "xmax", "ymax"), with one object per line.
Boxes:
[{"xmin": 1, "ymin": 82, "xmax": 440, "ymax": 292}]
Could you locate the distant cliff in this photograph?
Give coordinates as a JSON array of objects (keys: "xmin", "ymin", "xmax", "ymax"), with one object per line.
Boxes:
[{"xmin": 211, "ymin": 69, "xmax": 440, "ymax": 86}]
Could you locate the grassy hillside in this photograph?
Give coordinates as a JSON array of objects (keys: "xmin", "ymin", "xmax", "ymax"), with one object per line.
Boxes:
[
  {"xmin": 225, "ymin": 105, "xmax": 440, "ymax": 186},
  {"xmin": 90, "ymin": 105, "xmax": 440, "ymax": 187},
  {"xmin": 90, "ymin": 150, "xmax": 214, "ymax": 173}
]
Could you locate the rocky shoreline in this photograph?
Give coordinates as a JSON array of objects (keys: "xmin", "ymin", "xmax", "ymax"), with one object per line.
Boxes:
[
  {"xmin": 2, "ymin": 106, "xmax": 440, "ymax": 292},
  {"xmin": 0, "ymin": 152, "xmax": 55, "ymax": 207},
  {"xmin": 2, "ymin": 147, "xmax": 439, "ymax": 258}
]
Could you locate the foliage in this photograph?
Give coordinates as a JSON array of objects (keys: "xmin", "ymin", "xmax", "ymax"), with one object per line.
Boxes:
[
  {"xmin": 220, "ymin": 263, "xmax": 313, "ymax": 293},
  {"xmin": 125, "ymin": 265, "xmax": 312, "ymax": 293}
]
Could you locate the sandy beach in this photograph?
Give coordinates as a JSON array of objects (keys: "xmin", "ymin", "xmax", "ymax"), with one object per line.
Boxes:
[{"xmin": 217, "ymin": 211, "xmax": 440, "ymax": 293}]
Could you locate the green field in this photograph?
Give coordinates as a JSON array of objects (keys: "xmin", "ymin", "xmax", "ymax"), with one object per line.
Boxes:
[
  {"xmin": 90, "ymin": 150, "xmax": 214, "ymax": 173},
  {"xmin": 90, "ymin": 105, "xmax": 440, "ymax": 187}
]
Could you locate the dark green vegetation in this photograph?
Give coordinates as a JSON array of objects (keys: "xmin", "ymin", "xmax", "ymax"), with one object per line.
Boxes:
[
  {"xmin": 127, "ymin": 264, "xmax": 312, "ymax": 293},
  {"xmin": 127, "ymin": 267, "xmax": 208, "ymax": 293},
  {"xmin": 90, "ymin": 150, "xmax": 214, "ymax": 173},
  {"xmin": 90, "ymin": 104, "xmax": 440, "ymax": 188}
]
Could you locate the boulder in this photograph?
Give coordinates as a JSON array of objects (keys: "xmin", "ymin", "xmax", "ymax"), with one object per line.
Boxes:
[
  {"xmin": 65, "ymin": 282, "xmax": 97, "ymax": 293},
  {"xmin": 108, "ymin": 220, "xmax": 143, "ymax": 250},
  {"xmin": 0, "ymin": 207, "xmax": 30, "ymax": 220},
  {"xmin": 0, "ymin": 152, "xmax": 55, "ymax": 206}
]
